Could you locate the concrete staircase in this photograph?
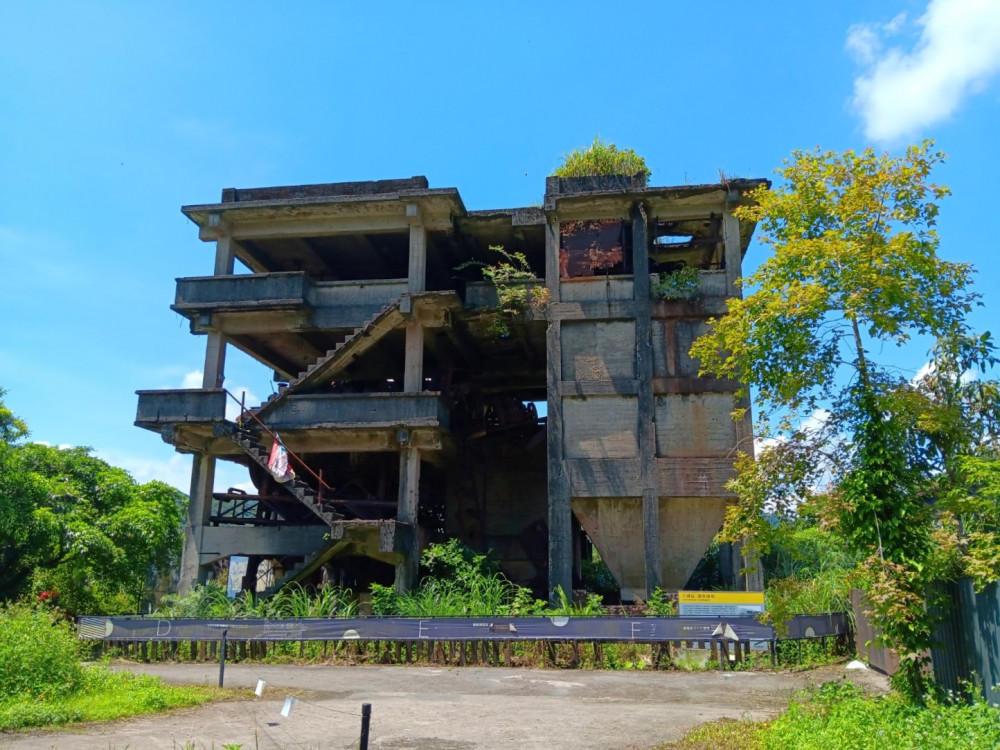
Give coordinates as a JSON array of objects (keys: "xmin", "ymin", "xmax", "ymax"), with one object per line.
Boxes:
[
  {"xmin": 230, "ymin": 431, "xmax": 342, "ymax": 527},
  {"xmin": 255, "ymin": 297, "xmax": 406, "ymax": 419}
]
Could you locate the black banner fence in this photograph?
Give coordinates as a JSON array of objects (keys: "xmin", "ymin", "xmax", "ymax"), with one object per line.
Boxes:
[{"xmin": 78, "ymin": 614, "xmax": 850, "ymax": 670}]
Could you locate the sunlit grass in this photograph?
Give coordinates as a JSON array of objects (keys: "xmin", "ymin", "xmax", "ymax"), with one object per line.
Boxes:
[
  {"xmin": 658, "ymin": 680, "xmax": 1000, "ymax": 750},
  {"xmin": 0, "ymin": 667, "xmax": 243, "ymax": 731}
]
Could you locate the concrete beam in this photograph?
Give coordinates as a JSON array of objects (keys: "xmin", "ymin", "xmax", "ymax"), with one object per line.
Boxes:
[{"xmin": 197, "ymin": 525, "xmax": 329, "ymax": 565}]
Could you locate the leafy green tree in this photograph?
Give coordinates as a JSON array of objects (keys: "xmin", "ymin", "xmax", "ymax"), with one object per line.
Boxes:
[
  {"xmin": 0, "ymin": 390, "xmax": 184, "ymax": 615},
  {"xmin": 691, "ymin": 142, "xmax": 1000, "ymax": 700},
  {"xmin": 553, "ymin": 135, "xmax": 651, "ymax": 180}
]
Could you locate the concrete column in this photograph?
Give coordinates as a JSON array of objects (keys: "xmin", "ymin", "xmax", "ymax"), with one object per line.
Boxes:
[
  {"xmin": 545, "ymin": 212, "xmax": 572, "ymax": 602},
  {"xmin": 395, "ymin": 446, "xmax": 421, "ymax": 592},
  {"xmin": 180, "ymin": 233, "xmax": 235, "ymax": 592},
  {"xmin": 214, "ymin": 234, "xmax": 236, "ymax": 276},
  {"xmin": 722, "ymin": 212, "xmax": 742, "ymax": 295},
  {"xmin": 544, "ymin": 216, "xmax": 561, "ymax": 303},
  {"xmin": 407, "ymin": 207, "xmax": 426, "ymax": 293},
  {"xmin": 729, "ymin": 539, "xmax": 764, "ymax": 591},
  {"xmin": 403, "ymin": 323, "xmax": 424, "ymax": 393},
  {"xmin": 178, "ymin": 452, "xmax": 216, "ymax": 593},
  {"xmin": 202, "ymin": 235, "xmax": 235, "ymax": 389},
  {"xmin": 632, "ymin": 203, "xmax": 661, "ymax": 598}
]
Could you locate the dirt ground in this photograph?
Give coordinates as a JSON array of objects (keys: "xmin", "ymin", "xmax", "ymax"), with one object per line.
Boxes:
[{"xmin": 1, "ymin": 662, "xmax": 888, "ymax": 750}]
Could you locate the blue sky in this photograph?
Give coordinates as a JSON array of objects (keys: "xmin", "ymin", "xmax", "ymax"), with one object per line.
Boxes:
[{"xmin": 1, "ymin": 0, "xmax": 998, "ymax": 493}]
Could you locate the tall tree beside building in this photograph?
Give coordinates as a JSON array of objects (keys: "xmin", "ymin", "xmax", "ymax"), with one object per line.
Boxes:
[
  {"xmin": 691, "ymin": 142, "xmax": 1000, "ymax": 700},
  {"xmin": 0, "ymin": 388, "xmax": 184, "ymax": 615}
]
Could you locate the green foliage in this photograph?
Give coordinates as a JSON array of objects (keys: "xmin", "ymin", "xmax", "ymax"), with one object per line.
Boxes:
[
  {"xmin": 581, "ymin": 552, "xmax": 619, "ymax": 598},
  {"xmin": 657, "ymin": 716, "xmax": 765, "ymax": 749},
  {"xmin": 693, "ymin": 141, "xmax": 970, "ymax": 419},
  {"xmin": 371, "ymin": 540, "xmax": 542, "ymax": 617},
  {"xmin": 457, "ymin": 245, "xmax": 548, "ymax": 338},
  {"xmin": 547, "ymin": 586, "xmax": 604, "ymax": 616},
  {"xmin": 761, "ymin": 522, "xmax": 855, "ymax": 628},
  {"xmin": 651, "ymin": 267, "xmax": 700, "ymax": 300},
  {"xmin": 0, "ymin": 667, "xmax": 229, "ymax": 730},
  {"xmin": 554, "ymin": 136, "xmax": 651, "ymax": 180},
  {"xmin": 762, "ymin": 680, "xmax": 1000, "ymax": 750},
  {"xmin": 0, "ymin": 603, "xmax": 83, "ymax": 698},
  {"xmin": 0, "ymin": 394, "xmax": 185, "ymax": 615},
  {"xmin": 693, "ymin": 143, "xmax": 1000, "ymax": 701},
  {"xmin": 645, "ymin": 587, "xmax": 677, "ymax": 617},
  {"xmin": 662, "ymin": 680, "xmax": 1000, "ymax": 749},
  {"xmin": 154, "ymin": 581, "xmax": 358, "ymax": 619}
]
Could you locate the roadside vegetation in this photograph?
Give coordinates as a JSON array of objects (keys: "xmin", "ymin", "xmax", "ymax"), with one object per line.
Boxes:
[
  {"xmin": 661, "ymin": 680, "xmax": 1000, "ymax": 750},
  {"xmin": 0, "ymin": 388, "xmax": 184, "ymax": 617},
  {"xmin": 692, "ymin": 142, "xmax": 1000, "ymax": 700},
  {"xmin": 0, "ymin": 602, "xmax": 238, "ymax": 731}
]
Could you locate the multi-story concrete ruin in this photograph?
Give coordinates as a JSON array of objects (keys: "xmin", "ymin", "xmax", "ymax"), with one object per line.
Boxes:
[{"xmin": 136, "ymin": 172, "xmax": 767, "ymax": 599}]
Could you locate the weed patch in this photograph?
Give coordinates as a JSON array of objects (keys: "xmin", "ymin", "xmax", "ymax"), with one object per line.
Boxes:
[
  {"xmin": 659, "ymin": 680, "xmax": 1000, "ymax": 750},
  {"xmin": 0, "ymin": 668, "xmax": 240, "ymax": 731}
]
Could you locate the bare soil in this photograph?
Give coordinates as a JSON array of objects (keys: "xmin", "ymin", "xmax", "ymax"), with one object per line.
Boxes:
[{"xmin": 0, "ymin": 662, "xmax": 888, "ymax": 750}]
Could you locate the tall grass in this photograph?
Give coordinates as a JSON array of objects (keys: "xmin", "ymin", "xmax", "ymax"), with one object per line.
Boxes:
[
  {"xmin": 0, "ymin": 603, "xmax": 232, "ymax": 730},
  {"xmin": 659, "ymin": 680, "xmax": 1000, "ymax": 749},
  {"xmin": 154, "ymin": 582, "xmax": 358, "ymax": 619}
]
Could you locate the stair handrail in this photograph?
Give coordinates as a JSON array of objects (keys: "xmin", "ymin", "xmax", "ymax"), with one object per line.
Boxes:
[{"xmin": 222, "ymin": 388, "xmax": 335, "ymax": 498}]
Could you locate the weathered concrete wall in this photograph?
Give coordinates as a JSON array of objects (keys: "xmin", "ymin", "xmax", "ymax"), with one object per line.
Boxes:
[
  {"xmin": 559, "ymin": 278, "xmax": 634, "ymax": 302},
  {"xmin": 561, "ymin": 321, "xmax": 635, "ymax": 381},
  {"xmin": 563, "ymin": 396, "xmax": 639, "ymax": 459},
  {"xmin": 654, "ymin": 394, "xmax": 737, "ymax": 457},
  {"xmin": 265, "ymin": 393, "xmax": 449, "ymax": 431}
]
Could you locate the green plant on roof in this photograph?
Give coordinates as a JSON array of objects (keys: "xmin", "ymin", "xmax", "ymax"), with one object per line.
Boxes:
[{"xmin": 553, "ymin": 136, "xmax": 651, "ymax": 180}]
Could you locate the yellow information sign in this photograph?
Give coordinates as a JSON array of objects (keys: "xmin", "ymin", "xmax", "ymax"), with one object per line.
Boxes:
[{"xmin": 677, "ymin": 590, "xmax": 765, "ymax": 616}]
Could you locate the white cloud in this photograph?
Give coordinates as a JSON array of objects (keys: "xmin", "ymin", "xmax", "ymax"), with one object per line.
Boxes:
[
  {"xmin": 848, "ymin": 0, "xmax": 1000, "ymax": 142},
  {"xmin": 214, "ymin": 460, "xmax": 255, "ymax": 494},
  {"xmin": 181, "ymin": 370, "xmax": 202, "ymax": 389},
  {"xmin": 97, "ymin": 450, "xmax": 193, "ymax": 493}
]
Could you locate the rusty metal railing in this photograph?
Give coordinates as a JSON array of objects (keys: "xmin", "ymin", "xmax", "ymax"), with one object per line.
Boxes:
[{"xmin": 223, "ymin": 388, "xmax": 335, "ymax": 502}]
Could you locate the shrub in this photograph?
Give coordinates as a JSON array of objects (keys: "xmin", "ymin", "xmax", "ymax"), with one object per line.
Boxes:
[
  {"xmin": 651, "ymin": 267, "xmax": 700, "ymax": 300},
  {"xmin": 554, "ymin": 136, "xmax": 651, "ymax": 180},
  {"xmin": 456, "ymin": 246, "xmax": 548, "ymax": 338},
  {"xmin": 0, "ymin": 603, "xmax": 84, "ymax": 698}
]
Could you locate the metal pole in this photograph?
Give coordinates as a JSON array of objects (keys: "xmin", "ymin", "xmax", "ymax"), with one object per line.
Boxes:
[
  {"xmin": 219, "ymin": 629, "xmax": 228, "ymax": 688},
  {"xmin": 359, "ymin": 702, "xmax": 372, "ymax": 750}
]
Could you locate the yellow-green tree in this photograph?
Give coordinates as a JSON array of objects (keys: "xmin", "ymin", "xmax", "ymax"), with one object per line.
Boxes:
[{"xmin": 691, "ymin": 142, "xmax": 1000, "ymax": 700}]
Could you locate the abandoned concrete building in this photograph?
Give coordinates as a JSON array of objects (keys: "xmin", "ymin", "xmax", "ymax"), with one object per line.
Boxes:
[{"xmin": 135, "ymin": 172, "xmax": 768, "ymax": 600}]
